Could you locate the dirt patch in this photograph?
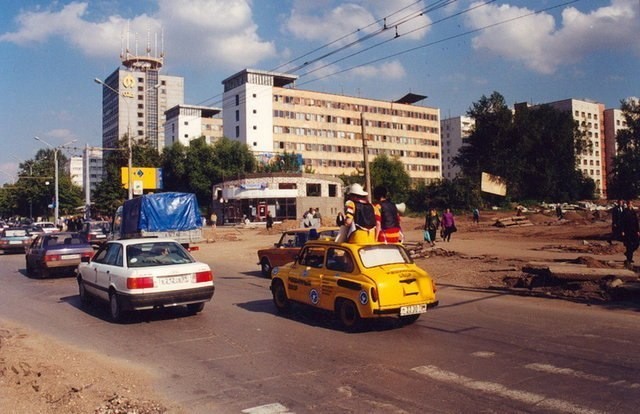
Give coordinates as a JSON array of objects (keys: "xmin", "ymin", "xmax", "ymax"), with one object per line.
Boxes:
[{"xmin": 0, "ymin": 320, "xmax": 178, "ymax": 414}]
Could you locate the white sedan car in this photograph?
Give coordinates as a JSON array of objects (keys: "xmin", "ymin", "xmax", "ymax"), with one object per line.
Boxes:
[{"xmin": 77, "ymin": 238, "xmax": 214, "ymax": 322}]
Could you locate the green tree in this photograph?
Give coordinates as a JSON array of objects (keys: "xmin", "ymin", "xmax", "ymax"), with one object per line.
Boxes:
[
  {"xmin": 455, "ymin": 91, "xmax": 595, "ymax": 202},
  {"xmin": 608, "ymin": 98, "xmax": 640, "ymax": 199},
  {"xmin": 161, "ymin": 137, "xmax": 256, "ymax": 210},
  {"xmin": 370, "ymin": 154, "xmax": 411, "ymax": 203}
]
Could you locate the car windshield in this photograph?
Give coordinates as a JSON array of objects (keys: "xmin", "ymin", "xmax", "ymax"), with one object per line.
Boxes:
[
  {"xmin": 126, "ymin": 241, "xmax": 195, "ymax": 267},
  {"xmin": 358, "ymin": 244, "xmax": 412, "ymax": 268}
]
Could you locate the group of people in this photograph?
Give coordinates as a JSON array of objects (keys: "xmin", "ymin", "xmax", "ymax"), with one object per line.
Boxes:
[
  {"xmin": 423, "ymin": 208, "xmax": 457, "ymax": 247},
  {"xmin": 302, "ymin": 207, "xmax": 323, "ymax": 228},
  {"xmin": 339, "ymin": 183, "xmax": 403, "ymax": 244},
  {"xmin": 611, "ymin": 199, "xmax": 640, "ymax": 268}
]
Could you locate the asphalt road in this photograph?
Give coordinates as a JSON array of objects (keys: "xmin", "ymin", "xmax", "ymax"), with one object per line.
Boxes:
[{"xmin": 1, "ymin": 248, "xmax": 639, "ymax": 414}]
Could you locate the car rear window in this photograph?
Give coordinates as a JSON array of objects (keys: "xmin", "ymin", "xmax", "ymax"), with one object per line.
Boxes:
[
  {"xmin": 3, "ymin": 229, "xmax": 27, "ymax": 237},
  {"xmin": 358, "ymin": 245, "xmax": 411, "ymax": 268},
  {"xmin": 126, "ymin": 242, "xmax": 195, "ymax": 267}
]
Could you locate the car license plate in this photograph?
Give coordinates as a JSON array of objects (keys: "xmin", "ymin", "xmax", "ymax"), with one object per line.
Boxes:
[
  {"xmin": 158, "ymin": 274, "xmax": 193, "ymax": 285},
  {"xmin": 96, "ymin": 234, "xmax": 106, "ymax": 239},
  {"xmin": 61, "ymin": 254, "xmax": 80, "ymax": 260},
  {"xmin": 400, "ymin": 304, "xmax": 427, "ymax": 316},
  {"xmin": 9, "ymin": 241, "xmax": 22, "ymax": 245}
]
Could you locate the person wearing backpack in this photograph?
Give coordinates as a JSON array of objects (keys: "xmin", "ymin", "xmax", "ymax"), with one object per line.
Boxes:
[
  {"xmin": 373, "ymin": 185, "xmax": 402, "ymax": 243},
  {"xmin": 343, "ymin": 183, "xmax": 378, "ymax": 243}
]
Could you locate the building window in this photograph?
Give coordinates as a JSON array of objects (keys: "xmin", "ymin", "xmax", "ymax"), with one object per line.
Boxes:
[
  {"xmin": 235, "ymin": 126, "xmax": 240, "ymax": 138},
  {"xmin": 253, "ymin": 109, "xmax": 257, "ymax": 114},
  {"xmin": 184, "ymin": 121, "xmax": 189, "ymax": 125},
  {"xmin": 328, "ymin": 184, "xmax": 337, "ymax": 197},
  {"xmin": 235, "ymin": 110, "xmax": 240, "ymax": 122},
  {"xmin": 253, "ymin": 126, "xmax": 257, "ymax": 130},
  {"xmin": 306, "ymin": 183, "xmax": 321, "ymax": 197},
  {"xmin": 279, "ymin": 183, "xmax": 296, "ymax": 190},
  {"xmin": 235, "ymin": 95, "xmax": 240, "ymax": 106},
  {"xmin": 253, "ymin": 142, "xmax": 257, "ymax": 146},
  {"xmin": 253, "ymin": 93, "xmax": 257, "ymax": 98}
]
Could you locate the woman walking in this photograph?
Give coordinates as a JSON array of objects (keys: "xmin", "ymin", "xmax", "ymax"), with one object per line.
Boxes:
[{"xmin": 441, "ymin": 208, "xmax": 456, "ymax": 242}]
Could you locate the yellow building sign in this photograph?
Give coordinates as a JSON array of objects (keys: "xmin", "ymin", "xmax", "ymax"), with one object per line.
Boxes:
[{"xmin": 121, "ymin": 168, "xmax": 163, "ymax": 191}]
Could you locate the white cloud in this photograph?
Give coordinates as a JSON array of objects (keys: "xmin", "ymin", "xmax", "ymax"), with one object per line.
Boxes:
[
  {"xmin": 0, "ymin": 1, "xmax": 276, "ymax": 69},
  {"xmin": 352, "ymin": 60, "xmax": 405, "ymax": 79},
  {"xmin": 465, "ymin": 0, "xmax": 640, "ymax": 74},
  {"xmin": 285, "ymin": 0, "xmax": 431, "ymax": 44},
  {"xmin": 286, "ymin": 2, "xmax": 376, "ymax": 44},
  {"xmin": 157, "ymin": 0, "xmax": 276, "ymax": 69}
]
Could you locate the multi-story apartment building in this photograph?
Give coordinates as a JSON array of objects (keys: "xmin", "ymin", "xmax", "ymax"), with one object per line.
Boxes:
[
  {"xmin": 67, "ymin": 148, "xmax": 104, "ymax": 193},
  {"xmin": 98, "ymin": 47, "xmax": 183, "ymax": 152},
  {"xmin": 164, "ymin": 105, "xmax": 224, "ymax": 147},
  {"xmin": 603, "ymin": 108, "xmax": 627, "ymax": 180},
  {"xmin": 221, "ymin": 69, "xmax": 442, "ymax": 185},
  {"xmin": 547, "ymin": 99, "xmax": 606, "ymax": 197},
  {"xmin": 441, "ymin": 116, "xmax": 475, "ymax": 179}
]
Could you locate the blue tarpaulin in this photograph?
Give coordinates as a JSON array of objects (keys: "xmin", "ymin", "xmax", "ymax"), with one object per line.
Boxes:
[{"xmin": 121, "ymin": 192, "xmax": 202, "ymax": 233}]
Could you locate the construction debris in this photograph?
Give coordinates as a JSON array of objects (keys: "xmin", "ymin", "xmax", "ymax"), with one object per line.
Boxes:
[{"xmin": 493, "ymin": 216, "xmax": 533, "ymax": 227}]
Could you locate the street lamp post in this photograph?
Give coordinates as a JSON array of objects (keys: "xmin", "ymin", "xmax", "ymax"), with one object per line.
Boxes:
[
  {"xmin": 33, "ymin": 137, "xmax": 76, "ymax": 227},
  {"xmin": 94, "ymin": 78, "xmax": 133, "ymax": 199}
]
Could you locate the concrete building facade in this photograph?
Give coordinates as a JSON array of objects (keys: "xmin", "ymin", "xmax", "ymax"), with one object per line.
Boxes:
[
  {"xmin": 211, "ymin": 173, "xmax": 344, "ymax": 225},
  {"xmin": 222, "ymin": 69, "xmax": 442, "ymax": 186},
  {"xmin": 98, "ymin": 49, "xmax": 184, "ymax": 152},
  {"xmin": 441, "ymin": 116, "xmax": 475, "ymax": 179},
  {"xmin": 603, "ymin": 108, "xmax": 627, "ymax": 181},
  {"xmin": 67, "ymin": 148, "xmax": 104, "ymax": 193},
  {"xmin": 164, "ymin": 104, "xmax": 224, "ymax": 147},
  {"xmin": 547, "ymin": 99, "xmax": 606, "ymax": 197}
]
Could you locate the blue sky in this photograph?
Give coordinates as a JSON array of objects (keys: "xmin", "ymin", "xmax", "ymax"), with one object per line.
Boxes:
[{"xmin": 1, "ymin": 0, "xmax": 638, "ymax": 185}]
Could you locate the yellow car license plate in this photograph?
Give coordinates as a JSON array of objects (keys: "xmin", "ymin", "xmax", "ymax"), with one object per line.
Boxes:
[{"xmin": 400, "ymin": 304, "xmax": 427, "ymax": 316}]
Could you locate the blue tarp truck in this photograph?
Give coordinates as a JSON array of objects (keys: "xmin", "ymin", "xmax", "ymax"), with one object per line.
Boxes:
[{"xmin": 113, "ymin": 192, "xmax": 203, "ymax": 248}]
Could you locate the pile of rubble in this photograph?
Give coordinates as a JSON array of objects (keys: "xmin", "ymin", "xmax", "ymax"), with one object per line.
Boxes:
[{"xmin": 502, "ymin": 257, "xmax": 640, "ymax": 302}]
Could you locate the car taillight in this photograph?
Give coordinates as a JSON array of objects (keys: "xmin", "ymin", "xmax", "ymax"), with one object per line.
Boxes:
[
  {"xmin": 82, "ymin": 251, "xmax": 93, "ymax": 259},
  {"xmin": 432, "ymin": 280, "xmax": 437, "ymax": 292},
  {"xmin": 127, "ymin": 277, "xmax": 154, "ymax": 289},
  {"xmin": 44, "ymin": 254, "xmax": 61, "ymax": 262},
  {"xmin": 370, "ymin": 286, "xmax": 378, "ymax": 303},
  {"xmin": 195, "ymin": 270, "xmax": 213, "ymax": 283}
]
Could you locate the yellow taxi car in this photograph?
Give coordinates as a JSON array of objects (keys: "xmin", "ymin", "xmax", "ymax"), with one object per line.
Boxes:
[{"xmin": 270, "ymin": 239, "xmax": 438, "ymax": 330}]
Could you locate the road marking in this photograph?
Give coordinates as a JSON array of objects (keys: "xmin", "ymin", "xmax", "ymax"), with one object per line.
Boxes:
[
  {"xmin": 241, "ymin": 402, "xmax": 292, "ymax": 414},
  {"xmin": 412, "ymin": 365, "xmax": 603, "ymax": 414},
  {"xmin": 526, "ymin": 363, "xmax": 640, "ymax": 389},
  {"xmin": 472, "ymin": 351, "xmax": 496, "ymax": 358}
]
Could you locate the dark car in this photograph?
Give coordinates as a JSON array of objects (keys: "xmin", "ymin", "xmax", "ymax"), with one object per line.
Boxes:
[
  {"xmin": 0, "ymin": 227, "xmax": 33, "ymax": 254},
  {"xmin": 25, "ymin": 232, "xmax": 94, "ymax": 278},
  {"xmin": 257, "ymin": 227, "xmax": 339, "ymax": 277},
  {"xmin": 80, "ymin": 221, "xmax": 112, "ymax": 247}
]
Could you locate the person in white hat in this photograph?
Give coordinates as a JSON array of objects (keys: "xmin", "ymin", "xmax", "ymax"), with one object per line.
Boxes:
[{"xmin": 342, "ymin": 183, "xmax": 378, "ymax": 243}]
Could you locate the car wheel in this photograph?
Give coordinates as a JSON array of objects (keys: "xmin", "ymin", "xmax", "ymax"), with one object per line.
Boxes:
[
  {"xmin": 109, "ymin": 291, "xmax": 124, "ymax": 322},
  {"xmin": 337, "ymin": 299, "xmax": 361, "ymax": 331},
  {"xmin": 260, "ymin": 258, "xmax": 272, "ymax": 277},
  {"xmin": 187, "ymin": 302, "xmax": 205, "ymax": 314},
  {"xmin": 400, "ymin": 314, "xmax": 420, "ymax": 325},
  {"xmin": 272, "ymin": 280, "xmax": 291, "ymax": 313},
  {"xmin": 78, "ymin": 278, "xmax": 91, "ymax": 306}
]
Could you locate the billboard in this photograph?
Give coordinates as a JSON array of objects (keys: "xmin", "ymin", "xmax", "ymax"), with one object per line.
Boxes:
[
  {"xmin": 121, "ymin": 168, "xmax": 164, "ymax": 193},
  {"xmin": 481, "ymin": 172, "xmax": 507, "ymax": 196}
]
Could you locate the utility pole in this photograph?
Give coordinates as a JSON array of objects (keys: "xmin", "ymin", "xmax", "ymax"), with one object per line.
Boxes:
[{"xmin": 360, "ymin": 112, "xmax": 372, "ymax": 203}]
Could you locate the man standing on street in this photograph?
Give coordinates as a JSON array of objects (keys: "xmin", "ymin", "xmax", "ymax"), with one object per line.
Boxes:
[{"xmin": 620, "ymin": 200, "xmax": 640, "ymax": 268}]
